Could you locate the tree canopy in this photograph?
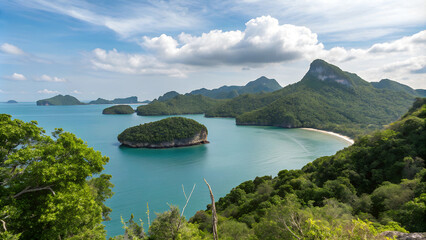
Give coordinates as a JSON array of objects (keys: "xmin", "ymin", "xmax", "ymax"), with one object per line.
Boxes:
[{"xmin": 0, "ymin": 114, "xmax": 113, "ymax": 239}]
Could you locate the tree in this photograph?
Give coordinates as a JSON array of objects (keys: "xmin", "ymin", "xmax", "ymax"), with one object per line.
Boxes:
[{"xmin": 0, "ymin": 114, "xmax": 113, "ymax": 239}]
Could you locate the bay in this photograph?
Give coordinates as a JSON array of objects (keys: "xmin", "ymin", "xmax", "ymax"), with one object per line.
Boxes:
[{"xmin": 0, "ymin": 103, "xmax": 350, "ymax": 237}]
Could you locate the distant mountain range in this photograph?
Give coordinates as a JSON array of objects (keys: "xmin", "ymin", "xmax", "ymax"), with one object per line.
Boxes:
[
  {"xmin": 154, "ymin": 76, "xmax": 282, "ymax": 102},
  {"xmin": 189, "ymin": 76, "xmax": 282, "ymax": 99},
  {"xmin": 89, "ymin": 96, "xmax": 140, "ymax": 104},
  {"xmin": 138, "ymin": 59, "xmax": 423, "ymax": 138},
  {"xmin": 36, "ymin": 95, "xmax": 147, "ymax": 106}
]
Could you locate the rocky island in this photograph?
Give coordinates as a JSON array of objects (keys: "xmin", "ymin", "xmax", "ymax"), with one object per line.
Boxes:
[
  {"xmin": 117, "ymin": 117, "xmax": 208, "ymax": 148},
  {"xmin": 102, "ymin": 105, "xmax": 134, "ymax": 114}
]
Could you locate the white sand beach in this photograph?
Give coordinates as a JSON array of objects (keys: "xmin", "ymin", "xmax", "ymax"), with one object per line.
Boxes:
[{"xmin": 301, "ymin": 128, "xmax": 355, "ymax": 145}]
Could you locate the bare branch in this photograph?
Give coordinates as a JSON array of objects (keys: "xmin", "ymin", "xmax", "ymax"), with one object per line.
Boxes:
[
  {"xmin": 282, "ymin": 220, "xmax": 301, "ymax": 240},
  {"xmin": 13, "ymin": 185, "xmax": 55, "ymax": 198},
  {"xmin": 0, "ymin": 219, "xmax": 6, "ymax": 232},
  {"xmin": 204, "ymin": 178, "xmax": 218, "ymax": 240},
  {"xmin": 174, "ymin": 184, "xmax": 196, "ymax": 240}
]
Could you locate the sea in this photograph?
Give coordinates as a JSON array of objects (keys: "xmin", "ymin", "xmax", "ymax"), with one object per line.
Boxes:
[{"xmin": 0, "ymin": 102, "xmax": 350, "ymax": 237}]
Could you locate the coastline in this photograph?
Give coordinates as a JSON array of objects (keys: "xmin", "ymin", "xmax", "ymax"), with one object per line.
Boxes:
[{"xmin": 301, "ymin": 128, "xmax": 354, "ymax": 145}]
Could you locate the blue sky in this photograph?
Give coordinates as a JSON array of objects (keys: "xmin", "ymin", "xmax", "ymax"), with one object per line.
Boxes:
[{"xmin": 0, "ymin": 0, "xmax": 425, "ymax": 101}]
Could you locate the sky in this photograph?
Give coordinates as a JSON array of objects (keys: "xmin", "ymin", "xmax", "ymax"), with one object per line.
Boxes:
[{"xmin": 0, "ymin": 0, "xmax": 425, "ymax": 102}]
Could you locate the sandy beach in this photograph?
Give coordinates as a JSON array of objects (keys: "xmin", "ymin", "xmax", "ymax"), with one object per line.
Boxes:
[{"xmin": 301, "ymin": 128, "xmax": 355, "ymax": 145}]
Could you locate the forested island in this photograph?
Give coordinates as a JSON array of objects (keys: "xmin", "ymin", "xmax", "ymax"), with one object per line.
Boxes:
[
  {"xmin": 36, "ymin": 94, "xmax": 85, "ymax": 106},
  {"xmin": 6, "ymin": 100, "xmax": 18, "ymax": 103},
  {"xmin": 117, "ymin": 117, "xmax": 209, "ymax": 148},
  {"xmin": 102, "ymin": 105, "xmax": 134, "ymax": 114}
]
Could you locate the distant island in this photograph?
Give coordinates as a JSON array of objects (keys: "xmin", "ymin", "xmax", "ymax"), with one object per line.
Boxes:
[
  {"xmin": 102, "ymin": 105, "xmax": 134, "ymax": 114},
  {"xmin": 6, "ymin": 100, "xmax": 18, "ymax": 103},
  {"xmin": 36, "ymin": 95, "xmax": 85, "ymax": 106},
  {"xmin": 117, "ymin": 117, "xmax": 208, "ymax": 148},
  {"xmin": 89, "ymin": 96, "xmax": 141, "ymax": 104}
]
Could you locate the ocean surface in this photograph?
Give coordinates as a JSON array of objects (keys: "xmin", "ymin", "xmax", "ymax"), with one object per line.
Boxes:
[{"xmin": 0, "ymin": 103, "xmax": 350, "ymax": 237}]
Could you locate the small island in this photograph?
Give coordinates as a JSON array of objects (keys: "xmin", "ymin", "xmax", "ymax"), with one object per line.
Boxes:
[
  {"xmin": 36, "ymin": 95, "xmax": 84, "ymax": 106},
  {"xmin": 117, "ymin": 117, "xmax": 209, "ymax": 148},
  {"xmin": 6, "ymin": 100, "xmax": 18, "ymax": 103},
  {"xmin": 102, "ymin": 105, "xmax": 135, "ymax": 114}
]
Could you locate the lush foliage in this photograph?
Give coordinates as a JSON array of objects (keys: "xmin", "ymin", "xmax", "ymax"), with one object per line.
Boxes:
[
  {"xmin": 117, "ymin": 117, "xmax": 208, "ymax": 144},
  {"xmin": 102, "ymin": 105, "xmax": 135, "ymax": 114},
  {"xmin": 0, "ymin": 114, "xmax": 113, "ymax": 239},
  {"xmin": 36, "ymin": 94, "xmax": 85, "ymax": 106},
  {"xmin": 136, "ymin": 95, "xmax": 224, "ymax": 116},
  {"xmin": 189, "ymin": 76, "xmax": 282, "ymax": 99}
]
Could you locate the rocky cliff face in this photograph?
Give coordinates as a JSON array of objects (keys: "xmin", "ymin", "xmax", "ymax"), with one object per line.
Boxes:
[{"xmin": 119, "ymin": 129, "xmax": 208, "ymax": 148}]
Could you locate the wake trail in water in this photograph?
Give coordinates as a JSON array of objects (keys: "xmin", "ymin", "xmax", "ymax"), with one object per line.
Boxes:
[{"xmin": 277, "ymin": 131, "xmax": 310, "ymax": 154}]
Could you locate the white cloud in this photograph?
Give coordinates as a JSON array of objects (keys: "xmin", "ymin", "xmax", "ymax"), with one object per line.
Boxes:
[
  {"xmin": 0, "ymin": 89, "xmax": 4, "ymax": 93},
  {"xmin": 38, "ymin": 74, "xmax": 67, "ymax": 82},
  {"xmin": 86, "ymin": 16, "xmax": 424, "ymax": 89},
  {"xmin": 37, "ymin": 89, "xmax": 60, "ymax": 94},
  {"xmin": 8, "ymin": 73, "xmax": 27, "ymax": 81},
  {"xmin": 142, "ymin": 16, "xmax": 323, "ymax": 66},
  {"xmin": 72, "ymin": 90, "xmax": 82, "ymax": 94},
  {"xmin": 0, "ymin": 43, "xmax": 25, "ymax": 55}
]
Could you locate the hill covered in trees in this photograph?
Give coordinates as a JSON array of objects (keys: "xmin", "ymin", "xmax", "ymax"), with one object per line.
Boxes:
[
  {"xmin": 36, "ymin": 94, "xmax": 85, "ymax": 106},
  {"xmin": 371, "ymin": 79, "xmax": 426, "ymax": 97}
]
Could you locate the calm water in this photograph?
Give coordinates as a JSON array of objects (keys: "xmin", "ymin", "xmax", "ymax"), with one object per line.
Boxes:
[{"xmin": 0, "ymin": 103, "xmax": 349, "ymax": 237}]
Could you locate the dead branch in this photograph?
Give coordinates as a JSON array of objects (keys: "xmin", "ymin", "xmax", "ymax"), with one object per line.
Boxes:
[
  {"xmin": 0, "ymin": 219, "xmax": 6, "ymax": 232},
  {"xmin": 204, "ymin": 178, "xmax": 218, "ymax": 240},
  {"xmin": 13, "ymin": 185, "xmax": 55, "ymax": 198},
  {"xmin": 173, "ymin": 184, "xmax": 196, "ymax": 240}
]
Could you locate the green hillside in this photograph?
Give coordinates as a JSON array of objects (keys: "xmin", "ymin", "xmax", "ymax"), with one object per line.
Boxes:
[
  {"xmin": 222, "ymin": 60, "xmax": 415, "ymax": 137},
  {"xmin": 36, "ymin": 94, "xmax": 85, "ymax": 106},
  {"xmin": 190, "ymin": 98, "xmax": 426, "ymax": 238},
  {"xmin": 371, "ymin": 79, "xmax": 426, "ymax": 97},
  {"xmin": 136, "ymin": 94, "xmax": 224, "ymax": 116},
  {"xmin": 157, "ymin": 91, "xmax": 180, "ymax": 102}
]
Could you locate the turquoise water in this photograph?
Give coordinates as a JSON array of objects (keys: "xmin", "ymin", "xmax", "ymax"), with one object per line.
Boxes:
[{"xmin": 0, "ymin": 103, "xmax": 349, "ymax": 237}]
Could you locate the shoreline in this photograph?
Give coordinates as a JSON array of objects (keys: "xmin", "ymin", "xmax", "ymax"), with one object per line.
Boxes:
[{"xmin": 301, "ymin": 128, "xmax": 354, "ymax": 145}]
